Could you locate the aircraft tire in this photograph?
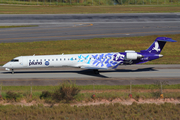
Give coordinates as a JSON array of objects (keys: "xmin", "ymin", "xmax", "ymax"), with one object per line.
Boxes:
[{"xmin": 93, "ymin": 70, "xmax": 99, "ymax": 74}]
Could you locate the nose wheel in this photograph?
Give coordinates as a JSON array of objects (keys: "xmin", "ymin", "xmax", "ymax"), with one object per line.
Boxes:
[{"xmin": 11, "ymin": 69, "xmax": 14, "ymax": 74}]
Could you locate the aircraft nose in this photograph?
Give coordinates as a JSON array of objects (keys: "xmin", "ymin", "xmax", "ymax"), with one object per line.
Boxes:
[
  {"xmin": 3, "ymin": 63, "xmax": 9, "ymax": 68},
  {"xmin": 2, "ymin": 64, "xmax": 6, "ymax": 68}
]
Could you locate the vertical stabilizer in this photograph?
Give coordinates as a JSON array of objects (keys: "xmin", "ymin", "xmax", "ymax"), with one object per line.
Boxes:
[{"xmin": 140, "ymin": 37, "xmax": 176, "ymax": 54}]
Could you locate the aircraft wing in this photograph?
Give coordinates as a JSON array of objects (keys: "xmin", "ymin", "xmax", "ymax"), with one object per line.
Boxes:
[{"xmin": 80, "ymin": 65, "xmax": 109, "ymax": 69}]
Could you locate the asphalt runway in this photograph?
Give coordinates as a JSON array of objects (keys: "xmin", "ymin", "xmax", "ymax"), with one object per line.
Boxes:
[
  {"xmin": 0, "ymin": 65, "xmax": 180, "ymax": 86},
  {"xmin": 0, "ymin": 13, "xmax": 180, "ymax": 86},
  {"xmin": 0, "ymin": 13, "xmax": 180, "ymax": 43}
]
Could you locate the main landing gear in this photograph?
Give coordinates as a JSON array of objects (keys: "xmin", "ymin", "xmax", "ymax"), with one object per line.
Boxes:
[{"xmin": 93, "ymin": 69, "xmax": 99, "ymax": 74}]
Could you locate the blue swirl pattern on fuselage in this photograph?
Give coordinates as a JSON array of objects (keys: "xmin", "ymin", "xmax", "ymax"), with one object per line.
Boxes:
[
  {"xmin": 77, "ymin": 53, "xmax": 125, "ymax": 68},
  {"xmin": 92, "ymin": 53, "xmax": 125, "ymax": 68},
  {"xmin": 92, "ymin": 53, "xmax": 114, "ymax": 67}
]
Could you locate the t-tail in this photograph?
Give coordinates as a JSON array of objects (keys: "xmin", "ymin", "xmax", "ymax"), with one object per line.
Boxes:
[{"xmin": 140, "ymin": 37, "xmax": 176, "ymax": 54}]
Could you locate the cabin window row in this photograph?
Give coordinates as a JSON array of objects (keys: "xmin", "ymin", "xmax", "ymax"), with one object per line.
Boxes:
[
  {"xmin": 29, "ymin": 58, "xmax": 78, "ymax": 62},
  {"xmin": 29, "ymin": 56, "xmax": 112, "ymax": 62}
]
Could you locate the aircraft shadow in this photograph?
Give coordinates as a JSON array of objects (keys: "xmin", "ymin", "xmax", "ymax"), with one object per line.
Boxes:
[
  {"xmin": 2, "ymin": 69, "xmax": 108, "ymax": 78},
  {"xmin": 1, "ymin": 67, "xmax": 156, "ymax": 78},
  {"xmin": 78, "ymin": 70, "xmax": 109, "ymax": 78},
  {"xmin": 110, "ymin": 67, "xmax": 156, "ymax": 73}
]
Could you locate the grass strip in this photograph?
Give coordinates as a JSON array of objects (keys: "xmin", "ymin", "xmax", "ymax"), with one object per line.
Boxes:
[
  {"xmin": 1, "ymin": 84, "xmax": 180, "ymax": 92},
  {"xmin": 0, "ymin": 0, "xmax": 179, "ymax": 6},
  {"xmin": 1, "ymin": 81, "xmax": 180, "ymax": 120},
  {"xmin": 0, "ymin": 25, "xmax": 38, "ymax": 28},
  {"xmin": 76, "ymin": 91, "xmax": 180, "ymax": 100},
  {"xmin": 0, "ymin": 34, "xmax": 179, "ymax": 65},
  {"xmin": 0, "ymin": 102, "xmax": 179, "ymax": 119},
  {"xmin": 1, "ymin": 90, "xmax": 180, "ymax": 100},
  {"xmin": 0, "ymin": 5, "xmax": 180, "ymax": 14}
]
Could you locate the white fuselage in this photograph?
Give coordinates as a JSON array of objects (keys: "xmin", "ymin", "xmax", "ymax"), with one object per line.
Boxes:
[{"xmin": 3, "ymin": 52, "xmax": 124, "ymax": 70}]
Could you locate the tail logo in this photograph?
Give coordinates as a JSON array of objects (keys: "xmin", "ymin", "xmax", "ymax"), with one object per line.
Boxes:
[{"xmin": 149, "ymin": 41, "xmax": 161, "ymax": 53}]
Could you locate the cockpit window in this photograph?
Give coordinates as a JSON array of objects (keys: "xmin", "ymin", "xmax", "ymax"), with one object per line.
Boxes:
[{"xmin": 10, "ymin": 59, "xmax": 19, "ymax": 62}]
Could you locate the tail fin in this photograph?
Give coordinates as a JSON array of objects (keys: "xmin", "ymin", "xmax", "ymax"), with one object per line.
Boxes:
[{"xmin": 140, "ymin": 37, "xmax": 176, "ymax": 54}]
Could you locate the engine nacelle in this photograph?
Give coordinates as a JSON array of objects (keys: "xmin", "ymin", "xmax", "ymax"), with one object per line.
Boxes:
[{"xmin": 125, "ymin": 52, "xmax": 143, "ymax": 60}]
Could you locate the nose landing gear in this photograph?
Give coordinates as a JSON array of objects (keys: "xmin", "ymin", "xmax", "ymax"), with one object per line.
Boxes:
[{"xmin": 11, "ymin": 69, "xmax": 14, "ymax": 74}]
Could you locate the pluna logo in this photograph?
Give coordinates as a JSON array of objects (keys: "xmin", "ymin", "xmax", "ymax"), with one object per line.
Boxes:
[
  {"xmin": 29, "ymin": 61, "xmax": 42, "ymax": 66},
  {"xmin": 45, "ymin": 61, "xmax": 49, "ymax": 66}
]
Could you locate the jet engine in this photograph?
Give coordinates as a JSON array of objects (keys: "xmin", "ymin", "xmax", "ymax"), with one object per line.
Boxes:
[{"xmin": 125, "ymin": 50, "xmax": 143, "ymax": 60}]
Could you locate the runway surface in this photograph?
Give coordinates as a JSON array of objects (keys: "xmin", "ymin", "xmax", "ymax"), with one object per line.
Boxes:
[
  {"xmin": 0, "ymin": 13, "xmax": 180, "ymax": 85},
  {"xmin": 0, "ymin": 65, "xmax": 180, "ymax": 86},
  {"xmin": 0, "ymin": 13, "xmax": 180, "ymax": 43}
]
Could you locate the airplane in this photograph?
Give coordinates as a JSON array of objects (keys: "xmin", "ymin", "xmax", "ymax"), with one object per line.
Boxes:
[{"xmin": 2, "ymin": 37, "xmax": 176, "ymax": 74}]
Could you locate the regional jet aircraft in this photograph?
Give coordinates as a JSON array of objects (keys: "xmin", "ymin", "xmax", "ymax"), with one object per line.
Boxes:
[{"xmin": 3, "ymin": 37, "xmax": 176, "ymax": 74}]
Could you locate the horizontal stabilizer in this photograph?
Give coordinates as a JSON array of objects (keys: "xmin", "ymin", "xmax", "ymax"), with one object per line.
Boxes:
[{"xmin": 156, "ymin": 37, "xmax": 177, "ymax": 42}]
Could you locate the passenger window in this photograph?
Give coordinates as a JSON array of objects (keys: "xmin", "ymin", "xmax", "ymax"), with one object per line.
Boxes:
[
  {"xmin": 44, "ymin": 59, "xmax": 46, "ymax": 61},
  {"xmin": 40, "ymin": 59, "xmax": 42, "ymax": 62},
  {"xmin": 48, "ymin": 59, "xmax": 50, "ymax": 61},
  {"xmin": 29, "ymin": 60, "xmax": 31, "ymax": 62},
  {"xmin": 36, "ymin": 60, "xmax": 38, "ymax": 62},
  {"xmin": 52, "ymin": 59, "xmax": 54, "ymax": 61},
  {"xmin": 75, "ymin": 58, "xmax": 77, "ymax": 60},
  {"xmin": 64, "ymin": 58, "xmax": 66, "ymax": 60},
  {"xmin": 56, "ymin": 59, "xmax": 58, "ymax": 61}
]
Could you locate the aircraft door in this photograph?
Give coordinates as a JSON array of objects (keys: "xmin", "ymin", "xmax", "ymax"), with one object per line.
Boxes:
[{"xmin": 22, "ymin": 57, "xmax": 28, "ymax": 67}]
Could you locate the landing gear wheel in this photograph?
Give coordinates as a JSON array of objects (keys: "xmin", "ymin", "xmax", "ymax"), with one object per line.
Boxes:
[{"xmin": 93, "ymin": 70, "xmax": 99, "ymax": 74}]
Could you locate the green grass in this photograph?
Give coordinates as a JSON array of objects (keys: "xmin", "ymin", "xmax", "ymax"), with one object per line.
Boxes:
[
  {"xmin": 1, "ymin": 84, "xmax": 180, "ymax": 101},
  {"xmin": 0, "ymin": 25, "xmax": 38, "ymax": 28},
  {"xmin": 0, "ymin": 5, "xmax": 180, "ymax": 14},
  {"xmin": 0, "ymin": 103, "xmax": 179, "ymax": 119},
  {"xmin": 1, "ymin": 83, "xmax": 180, "ymax": 119},
  {"xmin": 78, "ymin": 91, "xmax": 180, "ymax": 100},
  {"xmin": 1, "ymin": 89, "xmax": 180, "ymax": 102},
  {"xmin": 0, "ymin": 34, "xmax": 180, "ymax": 65},
  {"xmin": 1, "ymin": 84, "xmax": 180, "ymax": 92},
  {"xmin": 1, "ymin": 82, "xmax": 180, "ymax": 120},
  {"xmin": 0, "ymin": 0, "xmax": 180, "ymax": 6},
  {"xmin": 79, "ymin": 84, "xmax": 180, "ymax": 90},
  {"xmin": 1, "ymin": 87, "xmax": 180, "ymax": 102}
]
